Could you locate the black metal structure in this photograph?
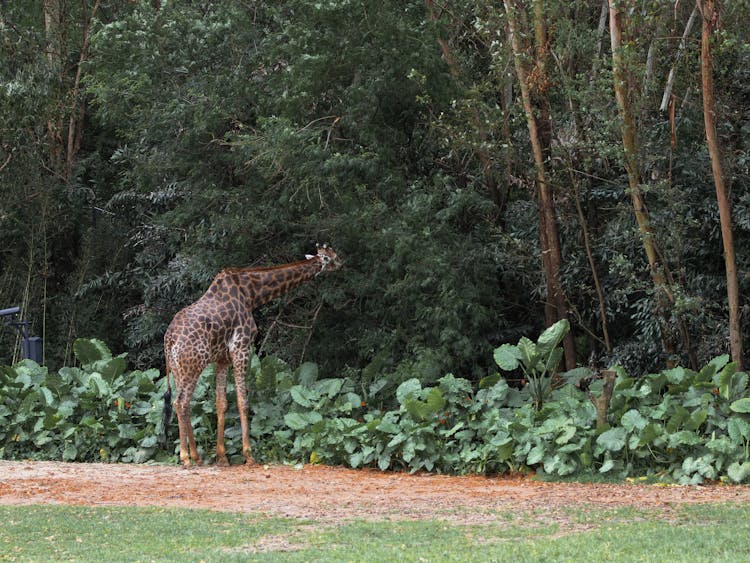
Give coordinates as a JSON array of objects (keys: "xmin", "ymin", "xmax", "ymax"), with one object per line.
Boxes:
[{"xmin": 1, "ymin": 306, "xmax": 43, "ymax": 363}]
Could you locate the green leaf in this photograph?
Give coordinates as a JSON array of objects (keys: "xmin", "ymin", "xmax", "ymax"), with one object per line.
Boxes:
[
  {"xmin": 297, "ymin": 362, "xmax": 319, "ymax": 386},
  {"xmin": 95, "ymin": 356, "xmax": 127, "ymax": 383},
  {"xmin": 284, "ymin": 412, "xmax": 309, "ymax": 430},
  {"xmin": 700, "ymin": 354, "xmax": 729, "ymax": 379},
  {"xmin": 117, "ymin": 424, "xmax": 137, "ymax": 439},
  {"xmin": 404, "ymin": 399, "xmax": 430, "ymax": 421},
  {"xmin": 664, "ymin": 366, "xmax": 689, "ymax": 385},
  {"xmin": 73, "ymin": 338, "xmax": 113, "ymax": 365},
  {"xmin": 599, "ymin": 458, "xmax": 616, "ymax": 473},
  {"xmin": 479, "ymin": 373, "xmax": 500, "ymax": 388},
  {"xmin": 62, "ymin": 444, "xmax": 78, "ymax": 461},
  {"xmin": 684, "ymin": 408, "xmax": 707, "ymax": 431},
  {"xmin": 396, "ymin": 378, "xmax": 421, "ymax": 404},
  {"xmin": 526, "ymin": 444, "xmax": 545, "ymax": 465},
  {"xmin": 718, "ymin": 361, "xmax": 739, "ymax": 389},
  {"xmin": 562, "ymin": 367, "xmax": 592, "ymax": 386},
  {"xmin": 493, "ymin": 344, "xmax": 521, "ymax": 371},
  {"xmin": 517, "ymin": 337, "xmax": 538, "ymax": 371},
  {"xmin": 40, "ymin": 387, "xmax": 55, "ymax": 407},
  {"xmin": 345, "ymin": 392, "xmax": 362, "ymax": 410},
  {"xmin": 426, "ymin": 387, "xmax": 445, "ymax": 412},
  {"xmin": 375, "ymin": 419, "xmax": 400, "ymax": 434},
  {"xmin": 536, "ymin": 319, "xmax": 570, "ymax": 358},
  {"xmin": 666, "ymin": 405, "xmax": 690, "ymax": 433},
  {"xmin": 668, "ymin": 431, "xmax": 702, "ymax": 448},
  {"xmin": 317, "ymin": 378, "xmax": 344, "ymax": 398},
  {"xmin": 349, "ymin": 451, "xmax": 364, "ymax": 468},
  {"xmin": 544, "ymin": 347, "xmax": 564, "ymax": 375},
  {"xmin": 596, "ymin": 427, "xmax": 627, "ymax": 452},
  {"xmin": 377, "ymin": 453, "xmax": 391, "ymax": 471},
  {"xmin": 730, "ymin": 398, "xmax": 750, "ymax": 414},
  {"xmin": 621, "ymin": 409, "xmax": 648, "ymax": 432},
  {"xmin": 638, "ymin": 423, "xmax": 662, "ymax": 445},
  {"xmin": 728, "ymin": 417, "xmax": 750, "ymax": 441},
  {"xmin": 727, "ymin": 462, "xmax": 750, "ymax": 484},
  {"xmin": 290, "ymin": 385, "xmax": 315, "ymax": 408},
  {"xmin": 496, "ymin": 439, "xmax": 514, "ymax": 462},
  {"xmin": 87, "ymin": 373, "xmax": 111, "ymax": 397},
  {"xmin": 555, "ymin": 426, "xmax": 576, "ymax": 445}
]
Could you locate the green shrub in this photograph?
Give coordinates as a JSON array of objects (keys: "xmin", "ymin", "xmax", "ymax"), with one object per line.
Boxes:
[
  {"xmin": 0, "ymin": 340, "xmax": 169, "ymax": 463},
  {"xmin": 2, "ymin": 333, "xmax": 749, "ymax": 484}
]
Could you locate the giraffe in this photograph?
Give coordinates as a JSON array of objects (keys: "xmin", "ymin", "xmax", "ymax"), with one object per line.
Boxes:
[{"xmin": 164, "ymin": 244, "xmax": 342, "ymax": 467}]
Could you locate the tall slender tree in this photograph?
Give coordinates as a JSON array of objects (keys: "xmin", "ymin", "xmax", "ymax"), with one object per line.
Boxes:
[
  {"xmin": 607, "ymin": 0, "xmax": 685, "ymax": 363},
  {"xmin": 503, "ymin": 0, "xmax": 576, "ymax": 370},
  {"xmin": 697, "ymin": 0, "xmax": 743, "ymax": 369}
]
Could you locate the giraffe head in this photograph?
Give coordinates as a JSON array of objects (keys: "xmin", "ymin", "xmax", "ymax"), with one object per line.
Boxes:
[{"xmin": 307, "ymin": 243, "xmax": 342, "ymax": 274}]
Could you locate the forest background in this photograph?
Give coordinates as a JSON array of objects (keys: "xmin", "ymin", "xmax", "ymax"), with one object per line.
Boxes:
[{"xmin": 1, "ymin": 0, "xmax": 749, "ymax": 389}]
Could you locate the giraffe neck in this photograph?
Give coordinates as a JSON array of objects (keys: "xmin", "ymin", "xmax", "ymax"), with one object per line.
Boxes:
[{"xmin": 243, "ymin": 256, "xmax": 324, "ymax": 308}]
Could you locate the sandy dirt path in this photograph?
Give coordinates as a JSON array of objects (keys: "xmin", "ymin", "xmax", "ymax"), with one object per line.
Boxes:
[{"xmin": 2, "ymin": 461, "xmax": 749, "ymax": 523}]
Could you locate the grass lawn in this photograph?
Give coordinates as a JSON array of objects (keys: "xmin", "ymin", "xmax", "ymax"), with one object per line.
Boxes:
[{"xmin": 1, "ymin": 503, "xmax": 748, "ymax": 562}]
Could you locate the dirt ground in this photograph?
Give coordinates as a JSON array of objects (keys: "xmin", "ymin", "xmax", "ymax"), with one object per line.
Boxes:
[{"xmin": 1, "ymin": 461, "xmax": 749, "ymax": 523}]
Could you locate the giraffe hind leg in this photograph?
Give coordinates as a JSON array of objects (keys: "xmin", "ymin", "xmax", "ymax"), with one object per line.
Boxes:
[
  {"xmin": 231, "ymin": 351, "xmax": 254, "ymax": 465},
  {"xmin": 172, "ymin": 370, "xmax": 202, "ymax": 467},
  {"xmin": 215, "ymin": 363, "xmax": 229, "ymax": 466}
]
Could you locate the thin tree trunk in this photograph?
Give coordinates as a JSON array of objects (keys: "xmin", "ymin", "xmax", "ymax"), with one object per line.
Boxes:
[
  {"xmin": 608, "ymin": 0, "xmax": 682, "ymax": 363},
  {"xmin": 698, "ymin": 0, "xmax": 743, "ymax": 369},
  {"xmin": 503, "ymin": 0, "xmax": 576, "ymax": 370},
  {"xmin": 568, "ymin": 163, "xmax": 612, "ymax": 354},
  {"xmin": 65, "ymin": 0, "xmax": 101, "ymax": 180},
  {"xmin": 43, "ymin": 0, "xmax": 64, "ymax": 172},
  {"xmin": 660, "ymin": 4, "xmax": 699, "ymax": 113}
]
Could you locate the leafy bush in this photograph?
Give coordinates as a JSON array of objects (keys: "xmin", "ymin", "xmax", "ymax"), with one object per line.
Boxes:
[
  {"xmin": 0, "ymin": 339, "xmax": 169, "ymax": 463},
  {"xmin": 2, "ymin": 333, "xmax": 749, "ymax": 484}
]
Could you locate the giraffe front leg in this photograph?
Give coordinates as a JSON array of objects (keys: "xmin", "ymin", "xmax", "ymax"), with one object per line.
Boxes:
[{"xmin": 215, "ymin": 364, "xmax": 229, "ymax": 466}]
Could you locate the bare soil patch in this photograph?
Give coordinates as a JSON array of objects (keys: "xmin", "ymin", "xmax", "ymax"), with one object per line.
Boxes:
[{"xmin": 1, "ymin": 461, "xmax": 748, "ymax": 524}]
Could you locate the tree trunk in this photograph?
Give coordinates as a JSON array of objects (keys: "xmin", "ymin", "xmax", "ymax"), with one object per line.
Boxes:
[
  {"xmin": 608, "ymin": 0, "xmax": 683, "ymax": 363},
  {"xmin": 43, "ymin": 0, "xmax": 64, "ymax": 172},
  {"xmin": 65, "ymin": 1, "xmax": 101, "ymax": 180},
  {"xmin": 591, "ymin": 370, "xmax": 616, "ymax": 430},
  {"xmin": 660, "ymin": 4, "xmax": 699, "ymax": 113},
  {"xmin": 503, "ymin": 0, "xmax": 576, "ymax": 370},
  {"xmin": 698, "ymin": 0, "xmax": 743, "ymax": 369}
]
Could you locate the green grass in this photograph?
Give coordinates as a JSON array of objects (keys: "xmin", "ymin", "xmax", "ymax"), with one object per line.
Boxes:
[{"xmin": 1, "ymin": 503, "xmax": 749, "ymax": 562}]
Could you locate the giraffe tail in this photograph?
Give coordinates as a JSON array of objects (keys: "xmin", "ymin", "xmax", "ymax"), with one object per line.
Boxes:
[{"xmin": 161, "ymin": 359, "xmax": 174, "ymax": 449}]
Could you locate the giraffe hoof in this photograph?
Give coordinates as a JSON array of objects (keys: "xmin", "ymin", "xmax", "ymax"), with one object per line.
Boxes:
[{"xmin": 216, "ymin": 456, "xmax": 230, "ymax": 467}]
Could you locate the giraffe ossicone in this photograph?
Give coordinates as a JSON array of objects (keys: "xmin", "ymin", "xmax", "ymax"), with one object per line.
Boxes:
[{"xmin": 164, "ymin": 244, "xmax": 342, "ymax": 467}]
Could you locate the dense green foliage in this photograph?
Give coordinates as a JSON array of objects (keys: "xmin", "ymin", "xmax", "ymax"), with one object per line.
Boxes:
[
  {"xmin": 3, "ymin": 335, "xmax": 749, "ymax": 484},
  {"xmin": 1, "ymin": 1, "xmax": 749, "ymax": 379},
  {"xmin": 0, "ymin": 339, "xmax": 168, "ymax": 463}
]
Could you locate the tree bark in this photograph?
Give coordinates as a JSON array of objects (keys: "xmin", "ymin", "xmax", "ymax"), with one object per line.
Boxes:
[
  {"xmin": 660, "ymin": 4, "xmax": 699, "ymax": 113},
  {"xmin": 65, "ymin": 0, "xmax": 101, "ymax": 180},
  {"xmin": 43, "ymin": 0, "xmax": 64, "ymax": 172},
  {"xmin": 503, "ymin": 0, "xmax": 576, "ymax": 370},
  {"xmin": 698, "ymin": 0, "xmax": 743, "ymax": 369},
  {"xmin": 608, "ymin": 0, "xmax": 684, "ymax": 363},
  {"xmin": 591, "ymin": 370, "xmax": 616, "ymax": 430}
]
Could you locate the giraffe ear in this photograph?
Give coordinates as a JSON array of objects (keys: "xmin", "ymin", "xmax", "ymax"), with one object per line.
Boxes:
[{"xmin": 305, "ymin": 254, "xmax": 314, "ymax": 260}]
